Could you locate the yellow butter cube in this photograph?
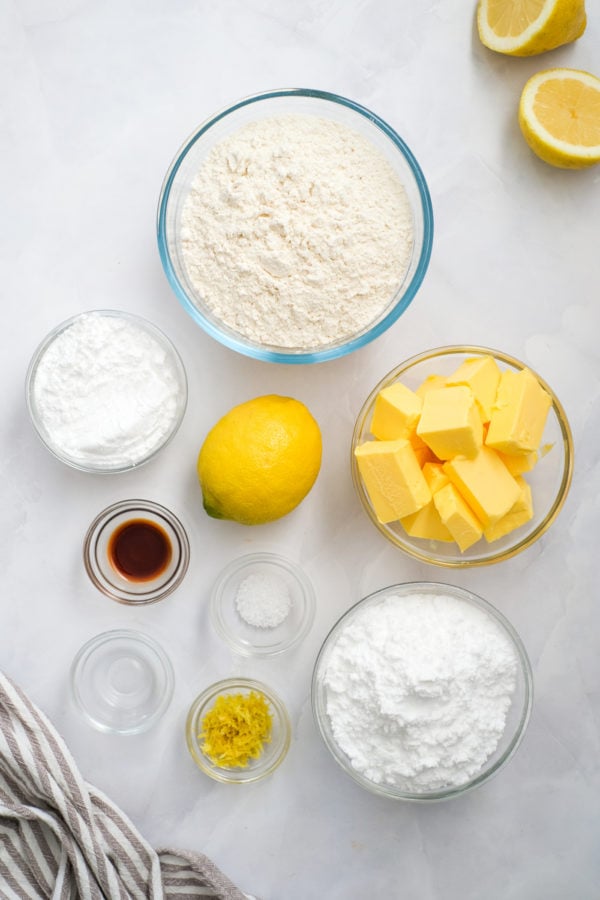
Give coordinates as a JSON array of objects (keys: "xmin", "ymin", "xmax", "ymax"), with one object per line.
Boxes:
[
  {"xmin": 401, "ymin": 502, "xmax": 454, "ymax": 543},
  {"xmin": 484, "ymin": 477, "xmax": 534, "ymax": 543},
  {"xmin": 415, "ymin": 374, "xmax": 447, "ymax": 399},
  {"xmin": 443, "ymin": 446, "xmax": 521, "ymax": 526},
  {"xmin": 446, "ymin": 356, "xmax": 501, "ymax": 423},
  {"xmin": 496, "ymin": 449, "xmax": 538, "ymax": 476},
  {"xmin": 433, "ymin": 483, "xmax": 483, "ymax": 551},
  {"xmin": 371, "ymin": 383, "xmax": 422, "ymax": 440},
  {"xmin": 486, "ymin": 368, "xmax": 552, "ymax": 455},
  {"xmin": 354, "ymin": 439, "xmax": 431, "ymax": 523},
  {"xmin": 422, "ymin": 461, "xmax": 450, "ymax": 494},
  {"xmin": 411, "ymin": 439, "xmax": 436, "ymax": 468},
  {"xmin": 416, "ymin": 386, "xmax": 483, "ymax": 460}
]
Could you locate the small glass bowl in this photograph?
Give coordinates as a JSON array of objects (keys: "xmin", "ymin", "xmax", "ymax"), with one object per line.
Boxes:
[
  {"xmin": 83, "ymin": 499, "xmax": 190, "ymax": 605},
  {"xmin": 157, "ymin": 88, "xmax": 433, "ymax": 364},
  {"xmin": 70, "ymin": 629, "xmax": 175, "ymax": 735},
  {"xmin": 351, "ymin": 345, "xmax": 574, "ymax": 567},
  {"xmin": 312, "ymin": 582, "xmax": 533, "ymax": 802},
  {"xmin": 26, "ymin": 309, "xmax": 188, "ymax": 473},
  {"xmin": 186, "ymin": 678, "xmax": 291, "ymax": 783},
  {"xmin": 210, "ymin": 552, "xmax": 316, "ymax": 657}
]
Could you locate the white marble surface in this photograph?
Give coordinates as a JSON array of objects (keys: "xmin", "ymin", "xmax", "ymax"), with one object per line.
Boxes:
[{"xmin": 2, "ymin": 1, "xmax": 600, "ymax": 898}]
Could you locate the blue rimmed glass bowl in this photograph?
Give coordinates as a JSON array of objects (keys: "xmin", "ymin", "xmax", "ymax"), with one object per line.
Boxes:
[{"xmin": 157, "ymin": 89, "xmax": 433, "ymax": 364}]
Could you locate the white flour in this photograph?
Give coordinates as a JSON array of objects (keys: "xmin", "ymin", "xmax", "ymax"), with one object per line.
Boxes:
[
  {"xmin": 180, "ymin": 115, "xmax": 414, "ymax": 349},
  {"xmin": 31, "ymin": 313, "xmax": 184, "ymax": 469},
  {"xmin": 323, "ymin": 591, "xmax": 518, "ymax": 792}
]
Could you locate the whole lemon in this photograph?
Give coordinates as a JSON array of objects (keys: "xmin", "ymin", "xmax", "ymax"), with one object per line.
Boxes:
[{"xmin": 197, "ymin": 395, "xmax": 322, "ymax": 525}]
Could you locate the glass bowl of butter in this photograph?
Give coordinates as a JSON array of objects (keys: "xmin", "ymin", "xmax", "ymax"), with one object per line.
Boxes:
[{"xmin": 351, "ymin": 346, "xmax": 574, "ymax": 567}]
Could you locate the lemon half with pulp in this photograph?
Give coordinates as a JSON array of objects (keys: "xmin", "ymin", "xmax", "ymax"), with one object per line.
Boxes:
[
  {"xmin": 477, "ymin": 0, "xmax": 586, "ymax": 56},
  {"xmin": 519, "ymin": 68, "xmax": 600, "ymax": 168}
]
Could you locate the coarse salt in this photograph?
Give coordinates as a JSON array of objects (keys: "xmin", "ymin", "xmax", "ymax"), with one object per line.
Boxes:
[{"xmin": 235, "ymin": 572, "xmax": 292, "ymax": 629}]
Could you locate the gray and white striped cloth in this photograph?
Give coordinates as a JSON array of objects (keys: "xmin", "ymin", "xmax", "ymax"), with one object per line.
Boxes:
[{"xmin": 0, "ymin": 671, "xmax": 250, "ymax": 900}]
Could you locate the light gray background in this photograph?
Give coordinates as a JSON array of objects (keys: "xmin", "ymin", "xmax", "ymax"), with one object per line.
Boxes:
[{"xmin": 1, "ymin": 1, "xmax": 599, "ymax": 898}]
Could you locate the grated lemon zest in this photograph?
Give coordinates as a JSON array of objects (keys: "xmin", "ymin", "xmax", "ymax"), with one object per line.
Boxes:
[{"xmin": 199, "ymin": 691, "xmax": 273, "ymax": 768}]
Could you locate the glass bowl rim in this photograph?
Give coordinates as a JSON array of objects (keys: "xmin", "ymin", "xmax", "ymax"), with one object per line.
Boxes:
[
  {"xmin": 156, "ymin": 87, "xmax": 434, "ymax": 364},
  {"xmin": 209, "ymin": 551, "xmax": 316, "ymax": 657},
  {"xmin": 185, "ymin": 676, "xmax": 292, "ymax": 783},
  {"xmin": 70, "ymin": 627, "xmax": 175, "ymax": 735},
  {"xmin": 351, "ymin": 344, "xmax": 574, "ymax": 567},
  {"xmin": 83, "ymin": 498, "xmax": 191, "ymax": 605},
  {"xmin": 311, "ymin": 580, "xmax": 534, "ymax": 802},
  {"xmin": 25, "ymin": 308, "xmax": 188, "ymax": 474}
]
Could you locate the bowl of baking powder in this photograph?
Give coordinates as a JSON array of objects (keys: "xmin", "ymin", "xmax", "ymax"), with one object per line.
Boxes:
[
  {"xmin": 157, "ymin": 89, "xmax": 433, "ymax": 363},
  {"xmin": 26, "ymin": 310, "xmax": 188, "ymax": 473},
  {"xmin": 312, "ymin": 582, "xmax": 533, "ymax": 801}
]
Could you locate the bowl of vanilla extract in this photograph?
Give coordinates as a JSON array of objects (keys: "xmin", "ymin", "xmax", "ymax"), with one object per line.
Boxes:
[{"xmin": 83, "ymin": 499, "xmax": 190, "ymax": 604}]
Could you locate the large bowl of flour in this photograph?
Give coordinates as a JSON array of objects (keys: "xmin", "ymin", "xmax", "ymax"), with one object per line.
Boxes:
[
  {"xmin": 312, "ymin": 582, "xmax": 533, "ymax": 801},
  {"xmin": 157, "ymin": 89, "xmax": 433, "ymax": 363}
]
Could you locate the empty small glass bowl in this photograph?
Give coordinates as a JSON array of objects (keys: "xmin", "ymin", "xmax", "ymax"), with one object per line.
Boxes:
[
  {"xmin": 351, "ymin": 345, "xmax": 574, "ymax": 567},
  {"xmin": 83, "ymin": 499, "xmax": 190, "ymax": 605},
  {"xmin": 210, "ymin": 552, "xmax": 316, "ymax": 657},
  {"xmin": 186, "ymin": 678, "xmax": 291, "ymax": 784},
  {"xmin": 157, "ymin": 88, "xmax": 433, "ymax": 364},
  {"xmin": 26, "ymin": 309, "xmax": 188, "ymax": 473},
  {"xmin": 70, "ymin": 629, "xmax": 175, "ymax": 735},
  {"xmin": 312, "ymin": 582, "xmax": 533, "ymax": 802}
]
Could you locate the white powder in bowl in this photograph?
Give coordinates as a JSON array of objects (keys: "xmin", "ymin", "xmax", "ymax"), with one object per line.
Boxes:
[
  {"xmin": 235, "ymin": 572, "xmax": 292, "ymax": 629},
  {"xmin": 29, "ymin": 313, "xmax": 185, "ymax": 470},
  {"xmin": 323, "ymin": 591, "xmax": 518, "ymax": 792},
  {"xmin": 180, "ymin": 114, "xmax": 414, "ymax": 349}
]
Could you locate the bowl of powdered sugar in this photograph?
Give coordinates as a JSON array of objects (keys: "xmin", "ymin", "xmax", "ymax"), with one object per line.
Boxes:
[
  {"xmin": 157, "ymin": 89, "xmax": 433, "ymax": 363},
  {"xmin": 312, "ymin": 582, "xmax": 533, "ymax": 801},
  {"xmin": 26, "ymin": 310, "xmax": 187, "ymax": 473}
]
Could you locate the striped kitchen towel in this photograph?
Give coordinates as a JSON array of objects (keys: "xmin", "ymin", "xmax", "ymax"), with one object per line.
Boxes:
[{"xmin": 0, "ymin": 671, "xmax": 251, "ymax": 900}]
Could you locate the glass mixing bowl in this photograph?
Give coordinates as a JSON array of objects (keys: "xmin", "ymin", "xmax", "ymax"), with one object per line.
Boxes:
[
  {"xmin": 26, "ymin": 309, "xmax": 188, "ymax": 473},
  {"xmin": 351, "ymin": 345, "xmax": 573, "ymax": 567},
  {"xmin": 312, "ymin": 582, "xmax": 533, "ymax": 801},
  {"xmin": 186, "ymin": 678, "xmax": 291, "ymax": 784},
  {"xmin": 157, "ymin": 88, "xmax": 433, "ymax": 363}
]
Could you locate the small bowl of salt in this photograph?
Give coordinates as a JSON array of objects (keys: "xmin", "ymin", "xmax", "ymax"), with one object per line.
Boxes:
[{"xmin": 210, "ymin": 552, "xmax": 316, "ymax": 657}]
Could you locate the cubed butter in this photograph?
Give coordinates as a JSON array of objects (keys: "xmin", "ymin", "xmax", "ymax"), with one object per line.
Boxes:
[
  {"xmin": 370, "ymin": 383, "xmax": 422, "ymax": 440},
  {"xmin": 486, "ymin": 368, "xmax": 552, "ymax": 455},
  {"xmin": 484, "ymin": 477, "xmax": 533, "ymax": 543},
  {"xmin": 415, "ymin": 374, "xmax": 447, "ymax": 399},
  {"xmin": 354, "ymin": 439, "xmax": 431, "ymax": 523},
  {"xmin": 416, "ymin": 386, "xmax": 483, "ymax": 460},
  {"xmin": 446, "ymin": 356, "xmax": 502, "ymax": 423},
  {"xmin": 433, "ymin": 483, "xmax": 483, "ymax": 551},
  {"xmin": 443, "ymin": 446, "xmax": 521, "ymax": 526},
  {"xmin": 496, "ymin": 449, "xmax": 538, "ymax": 477},
  {"xmin": 400, "ymin": 502, "xmax": 454, "ymax": 543},
  {"xmin": 422, "ymin": 461, "xmax": 450, "ymax": 494},
  {"xmin": 411, "ymin": 439, "xmax": 436, "ymax": 468}
]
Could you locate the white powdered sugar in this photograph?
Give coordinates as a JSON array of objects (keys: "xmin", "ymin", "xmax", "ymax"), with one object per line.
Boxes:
[
  {"xmin": 31, "ymin": 313, "xmax": 184, "ymax": 469},
  {"xmin": 180, "ymin": 114, "xmax": 414, "ymax": 349},
  {"xmin": 323, "ymin": 591, "xmax": 518, "ymax": 792}
]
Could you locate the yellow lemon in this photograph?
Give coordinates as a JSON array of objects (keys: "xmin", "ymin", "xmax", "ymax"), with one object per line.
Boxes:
[
  {"xmin": 477, "ymin": 0, "xmax": 586, "ymax": 56},
  {"xmin": 519, "ymin": 68, "xmax": 600, "ymax": 168},
  {"xmin": 197, "ymin": 395, "xmax": 322, "ymax": 525}
]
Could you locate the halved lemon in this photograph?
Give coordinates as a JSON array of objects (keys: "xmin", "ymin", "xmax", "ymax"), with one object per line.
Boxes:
[
  {"xmin": 519, "ymin": 68, "xmax": 600, "ymax": 168},
  {"xmin": 477, "ymin": 0, "xmax": 586, "ymax": 56}
]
